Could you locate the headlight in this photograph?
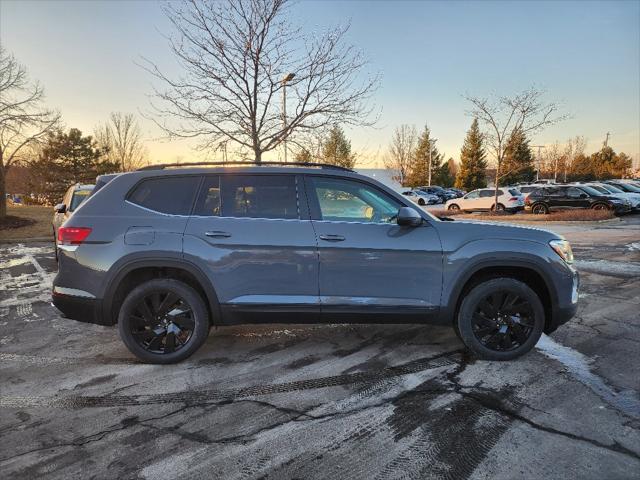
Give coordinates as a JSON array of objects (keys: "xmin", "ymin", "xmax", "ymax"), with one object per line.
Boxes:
[{"xmin": 549, "ymin": 239, "xmax": 574, "ymax": 264}]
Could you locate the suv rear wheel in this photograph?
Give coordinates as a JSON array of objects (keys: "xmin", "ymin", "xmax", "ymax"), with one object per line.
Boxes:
[
  {"xmin": 117, "ymin": 279, "xmax": 210, "ymax": 364},
  {"xmin": 456, "ymin": 278, "xmax": 544, "ymax": 361},
  {"xmin": 531, "ymin": 203, "xmax": 549, "ymax": 214}
]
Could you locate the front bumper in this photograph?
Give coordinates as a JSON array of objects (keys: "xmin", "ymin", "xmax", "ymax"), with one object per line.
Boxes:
[{"xmin": 545, "ymin": 267, "xmax": 579, "ymax": 333}]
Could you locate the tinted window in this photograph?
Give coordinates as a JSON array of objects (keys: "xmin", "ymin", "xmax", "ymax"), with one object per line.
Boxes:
[
  {"xmin": 129, "ymin": 176, "xmax": 200, "ymax": 215},
  {"xmin": 547, "ymin": 187, "xmax": 565, "ymax": 197},
  {"xmin": 309, "ymin": 177, "xmax": 401, "ymax": 223},
  {"xmin": 567, "ymin": 187, "xmax": 585, "ymax": 197},
  {"xmin": 193, "ymin": 176, "xmax": 221, "ymax": 216},
  {"xmin": 221, "ymin": 175, "xmax": 298, "ymax": 219},
  {"xmin": 479, "ymin": 190, "xmax": 495, "ymax": 198},
  {"xmin": 508, "ymin": 189, "xmax": 521, "ymax": 196}
]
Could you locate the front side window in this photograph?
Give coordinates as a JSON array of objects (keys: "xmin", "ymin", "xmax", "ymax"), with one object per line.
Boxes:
[
  {"xmin": 221, "ymin": 175, "xmax": 298, "ymax": 219},
  {"xmin": 309, "ymin": 177, "xmax": 401, "ymax": 223},
  {"xmin": 128, "ymin": 176, "xmax": 200, "ymax": 215},
  {"xmin": 465, "ymin": 191, "xmax": 480, "ymax": 199}
]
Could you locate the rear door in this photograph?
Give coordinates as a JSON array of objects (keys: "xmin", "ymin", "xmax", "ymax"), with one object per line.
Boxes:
[
  {"xmin": 478, "ymin": 189, "xmax": 495, "ymax": 210},
  {"xmin": 183, "ymin": 174, "xmax": 319, "ymax": 322},
  {"xmin": 305, "ymin": 175, "xmax": 443, "ymax": 322}
]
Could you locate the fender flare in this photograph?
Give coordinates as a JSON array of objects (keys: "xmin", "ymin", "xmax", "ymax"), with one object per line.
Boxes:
[
  {"xmin": 101, "ymin": 256, "xmax": 221, "ymax": 325},
  {"xmin": 440, "ymin": 258, "xmax": 557, "ymax": 322}
]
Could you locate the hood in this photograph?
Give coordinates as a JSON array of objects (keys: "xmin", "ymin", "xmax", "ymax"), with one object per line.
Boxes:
[{"xmin": 434, "ymin": 218, "xmax": 562, "ymax": 249}]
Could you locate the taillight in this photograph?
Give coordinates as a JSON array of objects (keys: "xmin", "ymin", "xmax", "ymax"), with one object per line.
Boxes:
[
  {"xmin": 58, "ymin": 227, "xmax": 92, "ymax": 245},
  {"xmin": 509, "ymin": 197, "xmax": 519, "ymax": 201}
]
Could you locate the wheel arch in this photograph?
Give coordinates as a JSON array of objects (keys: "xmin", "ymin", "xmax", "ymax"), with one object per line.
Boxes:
[
  {"xmin": 443, "ymin": 261, "xmax": 555, "ymax": 333},
  {"xmin": 102, "ymin": 258, "xmax": 221, "ymax": 326}
]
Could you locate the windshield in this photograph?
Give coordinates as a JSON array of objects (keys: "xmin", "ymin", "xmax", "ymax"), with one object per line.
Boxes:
[
  {"xmin": 600, "ymin": 184, "xmax": 623, "ymax": 193},
  {"xmin": 579, "ymin": 186, "xmax": 603, "ymax": 196},
  {"xmin": 616, "ymin": 183, "xmax": 640, "ymax": 193},
  {"xmin": 590, "ymin": 185, "xmax": 610, "ymax": 194}
]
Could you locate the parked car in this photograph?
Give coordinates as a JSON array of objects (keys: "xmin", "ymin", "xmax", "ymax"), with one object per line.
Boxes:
[
  {"xmin": 514, "ymin": 185, "xmax": 543, "ymax": 202},
  {"xmin": 445, "ymin": 187, "xmax": 466, "ymax": 198},
  {"xmin": 526, "ymin": 185, "xmax": 632, "ymax": 214},
  {"xmin": 53, "ymin": 162, "xmax": 578, "ymax": 363},
  {"xmin": 52, "ymin": 184, "xmax": 95, "ymax": 247},
  {"xmin": 445, "ymin": 188, "xmax": 525, "ymax": 213},
  {"xmin": 583, "ymin": 183, "xmax": 640, "ymax": 211},
  {"xmin": 417, "ymin": 185, "xmax": 456, "ymax": 201},
  {"xmin": 401, "ymin": 189, "xmax": 440, "ymax": 206},
  {"xmin": 604, "ymin": 181, "xmax": 640, "ymax": 195}
]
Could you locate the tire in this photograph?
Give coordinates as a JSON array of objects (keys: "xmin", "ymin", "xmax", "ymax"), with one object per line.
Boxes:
[
  {"xmin": 531, "ymin": 203, "xmax": 549, "ymax": 215},
  {"xmin": 448, "ymin": 204, "xmax": 460, "ymax": 212},
  {"xmin": 418, "ymin": 198, "xmax": 426, "ymax": 206},
  {"xmin": 456, "ymin": 278, "xmax": 545, "ymax": 361},
  {"xmin": 491, "ymin": 203, "xmax": 505, "ymax": 212},
  {"xmin": 118, "ymin": 279, "xmax": 210, "ymax": 364},
  {"xmin": 591, "ymin": 203, "xmax": 608, "ymax": 211}
]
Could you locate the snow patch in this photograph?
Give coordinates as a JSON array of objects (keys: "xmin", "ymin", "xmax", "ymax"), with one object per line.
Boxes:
[
  {"xmin": 536, "ymin": 335, "xmax": 640, "ymax": 418},
  {"xmin": 574, "ymin": 259, "xmax": 640, "ymax": 278}
]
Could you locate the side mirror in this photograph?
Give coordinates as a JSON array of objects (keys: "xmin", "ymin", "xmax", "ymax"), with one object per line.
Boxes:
[
  {"xmin": 54, "ymin": 203, "xmax": 66, "ymax": 214},
  {"xmin": 580, "ymin": 193, "xmax": 588, "ymax": 199},
  {"xmin": 397, "ymin": 207, "xmax": 422, "ymax": 227}
]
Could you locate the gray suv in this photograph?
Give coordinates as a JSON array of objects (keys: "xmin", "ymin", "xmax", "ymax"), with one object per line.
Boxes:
[{"xmin": 52, "ymin": 162, "xmax": 578, "ymax": 364}]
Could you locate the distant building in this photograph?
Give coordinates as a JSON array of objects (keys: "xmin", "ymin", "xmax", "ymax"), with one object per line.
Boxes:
[{"xmin": 356, "ymin": 169, "xmax": 402, "ymax": 191}]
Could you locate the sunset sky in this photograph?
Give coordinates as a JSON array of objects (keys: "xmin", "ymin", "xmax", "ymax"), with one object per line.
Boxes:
[{"xmin": 2, "ymin": 0, "xmax": 639, "ymax": 167}]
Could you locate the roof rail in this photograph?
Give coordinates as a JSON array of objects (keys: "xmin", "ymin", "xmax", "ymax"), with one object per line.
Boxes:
[{"xmin": 137, "ymin": 161, "xmax": 354, "ymax": 172}]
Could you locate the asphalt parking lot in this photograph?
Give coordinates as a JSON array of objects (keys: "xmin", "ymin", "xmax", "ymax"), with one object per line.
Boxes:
[{"xmin": 1, "ymin": 217, "xmax": 639, "ymax": 479}]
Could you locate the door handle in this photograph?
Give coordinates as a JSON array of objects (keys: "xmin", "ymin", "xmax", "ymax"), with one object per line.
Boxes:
[
  {"xmin": 205, "ymin": 231, "xmax": 232, "ymax": 238},
  {"xmin": 319, "ymin": 234, "xmax": 345, "ymax": 242}
]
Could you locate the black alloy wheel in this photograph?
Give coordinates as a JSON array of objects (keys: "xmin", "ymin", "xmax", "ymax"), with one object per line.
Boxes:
[
  {"xmin": 456, "ymin": 277, "xmax": 545, "ymax": 361},
  {"xmin": 118, "ymin": 279, "xmax": 210, "ymax": 363},
  {"xmin": 470, "ymin": 291, "xmax": 535, "ymax": 352},
  {"xmin": 128, "ymin": 291, "xmax": 195, "ymax": 354}
]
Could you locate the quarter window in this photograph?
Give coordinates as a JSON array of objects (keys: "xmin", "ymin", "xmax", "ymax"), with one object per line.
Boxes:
[
  {"xmin": 309, "ymin": 177, "xmax": 401, "ymax": 223},
  {"xmin": 128, "ymin": 176, "xmax": 200, "ymax": 215},
  {"xmin": 220, "ymin": 175, "xmax": 298, "ymax": 219}
]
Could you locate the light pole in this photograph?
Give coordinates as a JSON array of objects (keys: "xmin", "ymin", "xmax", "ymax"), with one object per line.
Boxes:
[
  {"xmin": 428, "ymin": 137, "xmax": 437, "ymax": 186},
  {"xmin": 281, "ymin": 72, "xmax": 295, "ymax": 163}
]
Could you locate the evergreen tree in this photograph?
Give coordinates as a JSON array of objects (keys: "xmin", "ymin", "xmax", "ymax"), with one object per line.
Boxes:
[
  {"xmin": 455, "ymin": 118, "xmax": 487, "ymax": 190},
  {"xmin": 321, "ymin": 125, "xmax": 356, "ymax": 169},
  {"xmin": 29, "ymin": 128, "xmax": 117, "ymax": 204},
  {"xmin": 406, "ymin": 125, "xmax": 444, "ymax": 186},
  {"xmin": 294, "ymin": 148, "xmax": 313, "ymax": 163},
  {"xmin": 501, "ymin": 128, "xmax": 535, "ymax": 185}
]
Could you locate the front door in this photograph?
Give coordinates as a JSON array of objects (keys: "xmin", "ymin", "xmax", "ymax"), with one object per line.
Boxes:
[
  {"xmin": 304, "ymin": 175, "xmax": 443, "ymax": 322},
  {"xmin": 183, "ymin": 174, "xmax": 319, "ymax": 322}
]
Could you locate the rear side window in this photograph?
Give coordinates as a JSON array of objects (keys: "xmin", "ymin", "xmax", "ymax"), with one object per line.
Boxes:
[
  {"xmin": 508, "ymin": 189, "xmax": 521, "ymax": 196},
  {"xmin": 479, "ymin": 190, "xmax": 495, "ymax": 197},
  {"xmin": 128, "ymin": 176, "xmax": 200, "ymax": 215},
  {"xmin": 221, "ymin": 175, "xmax": 298, "ymax": 219}
]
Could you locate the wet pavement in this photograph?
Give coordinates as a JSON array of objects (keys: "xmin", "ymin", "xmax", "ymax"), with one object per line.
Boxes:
[{"xmin": 1, "ymin": 217, "xmax": 639, "ymax": 479}]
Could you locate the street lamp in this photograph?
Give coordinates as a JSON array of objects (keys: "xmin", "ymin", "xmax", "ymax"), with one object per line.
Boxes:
[{"xmin": 281, "ymin": 72, "xmax": 295, "ymax": 163}]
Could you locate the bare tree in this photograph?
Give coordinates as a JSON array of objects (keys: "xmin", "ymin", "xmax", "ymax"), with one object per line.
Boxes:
[
  {"xmin": 465, "ymin": 87, "xmax": 566, "ymax": 212},
  {"xmin": 144, "ymin": 0, "xmax": 379, "ymax": 163},
  {"xmin": 95, "ymin": 112, "xmax": 147, "ymax": 171},
  {"xmin": 384, "ymin": 124, "xmax": 417, "ymax": 185},
  {"xmin": 0, "ymin": 47, "xmax": 59, "ymax": 218},
  {"xmin": 563, "ymin": 135, "xmax": 586, "ymax": 182}
]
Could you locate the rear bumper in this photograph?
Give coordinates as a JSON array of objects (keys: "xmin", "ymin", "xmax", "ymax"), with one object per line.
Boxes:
[{"xmin": 52, "ymin": 291, "xmax": 110, "ymax": 326}]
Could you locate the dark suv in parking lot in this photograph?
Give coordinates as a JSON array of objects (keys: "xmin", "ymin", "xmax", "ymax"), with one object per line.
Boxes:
[
  {"xmin": 526, "ymin": 185, "xmax": 632, "ymax": 214},
  {"xmin": 53, "ymin": 162, "xmax": 578, "ymax": 363}
]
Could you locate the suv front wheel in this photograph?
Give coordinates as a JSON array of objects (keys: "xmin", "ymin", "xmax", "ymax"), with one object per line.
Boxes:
[
  {"xmin": 118, "ymin": 279, "xmax": 210, "ymax": 364},
  {"xmin": 456, "ymin": 278, "xmax": 544, "ymax": 361}
]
